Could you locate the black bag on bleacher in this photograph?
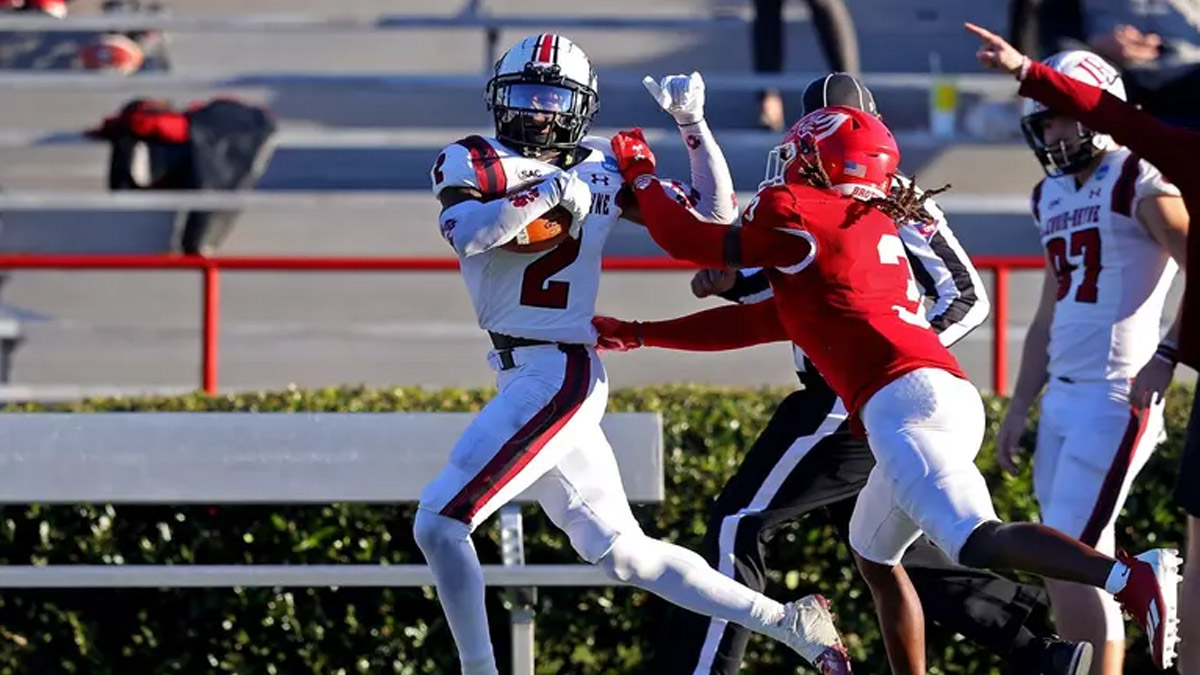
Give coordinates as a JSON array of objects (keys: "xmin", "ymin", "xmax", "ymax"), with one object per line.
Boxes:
[{"xmin": 90, "ymin": 98, "xmax": 277, "ymax": 255}]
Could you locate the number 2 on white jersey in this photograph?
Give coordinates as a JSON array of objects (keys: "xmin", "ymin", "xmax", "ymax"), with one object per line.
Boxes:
[{"xmin": 877, "ymin": 234, "xmax": 929, "ymax": 327}]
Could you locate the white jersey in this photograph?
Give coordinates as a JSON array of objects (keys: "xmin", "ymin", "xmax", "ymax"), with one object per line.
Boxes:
[
  {"xmin": 1032, "ymin": 147, "xmax": 1181, "ymax": 382},
  {"xmin": 431, "ymin": 135, "xmax": 627, "ymax": 345}
]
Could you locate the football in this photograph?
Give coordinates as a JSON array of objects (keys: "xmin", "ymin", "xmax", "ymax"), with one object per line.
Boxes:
[{"xmin": 501, "ymin": 205, "xmax": 573, "ymax": 253}]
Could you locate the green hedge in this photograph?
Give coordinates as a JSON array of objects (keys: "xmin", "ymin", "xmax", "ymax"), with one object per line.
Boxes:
[{"xmin": 0, "ymin": 384, "xmax": 1190, "ymax": 674}]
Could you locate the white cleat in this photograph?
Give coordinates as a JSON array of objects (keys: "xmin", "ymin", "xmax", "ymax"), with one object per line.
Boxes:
[
  {"xmin": 1115, "ymin": 548, "xmax": 1182, "ymax": 669},
  {"xmin": 762, "ymin": 594, "xmax": 852, "ymax": 674}
]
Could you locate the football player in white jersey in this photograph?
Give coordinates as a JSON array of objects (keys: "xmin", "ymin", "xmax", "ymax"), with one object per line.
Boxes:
[
  {"xmin": 996, "ymin": 50, "xmax": 1190, "ymax": 675},
  {"xmin": 413, "ymin": 34, "xmax": 852, "ymax": 675}
]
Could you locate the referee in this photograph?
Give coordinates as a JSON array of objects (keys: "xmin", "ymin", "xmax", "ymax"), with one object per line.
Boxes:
[{"xmin": 660, "ymin": 73, "xmax": 1091, "ymax": 675}]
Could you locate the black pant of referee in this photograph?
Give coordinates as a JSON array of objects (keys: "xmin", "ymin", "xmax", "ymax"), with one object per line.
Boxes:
[{"xmin": 658, "ymin": 373, "xmax": 1083, "ymax": 674}]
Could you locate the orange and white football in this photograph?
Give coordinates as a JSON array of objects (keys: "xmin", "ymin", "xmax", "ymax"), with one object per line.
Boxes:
[{"xmin": 501, "ymin": 205, "xmax": 573, "ymax": 253}]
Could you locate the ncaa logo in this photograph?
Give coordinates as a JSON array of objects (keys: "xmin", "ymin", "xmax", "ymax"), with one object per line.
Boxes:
[{"xmin": 602, "ymin": 156, "xmax": 620, "ymax": 172}]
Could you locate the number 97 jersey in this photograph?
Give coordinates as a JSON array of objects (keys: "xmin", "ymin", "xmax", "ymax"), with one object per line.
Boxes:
[
  {"xmin": 748, "ymin": 183, "xmax": 966, "ymax": 415},
  {"xmin": 1032, "ymin": 148, "xmax": 1181, "ymax": 382}
]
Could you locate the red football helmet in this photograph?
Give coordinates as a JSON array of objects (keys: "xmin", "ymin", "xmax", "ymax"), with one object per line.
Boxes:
[{"xmin": 762, "ymin": 105, "xmax": 900, "ymax": 200}]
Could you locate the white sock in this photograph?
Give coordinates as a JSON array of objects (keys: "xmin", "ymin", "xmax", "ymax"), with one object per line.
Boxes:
[
  {"xmin": 462, "ymin": 657, "xmax": 500, "ymax": 675},
  {"xmin": 1105, "ymin": 561, "xmax": 1131, "ymax": 595},
  {"xmin": 600, "ymin": 534, "xmax": 786, "ymax": 633},
  {"xmin": 413, "ymin": 510, "xmax": 497, "ymax": 670}
]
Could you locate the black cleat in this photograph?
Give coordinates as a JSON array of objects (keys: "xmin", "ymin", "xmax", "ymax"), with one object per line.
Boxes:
[{"xmin": 1036, "ymin": 637, "xmax": 1093, "ymax": 675}]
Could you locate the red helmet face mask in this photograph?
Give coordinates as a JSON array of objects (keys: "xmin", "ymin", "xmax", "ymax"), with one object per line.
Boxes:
[{"xmin": 762, "ymin": 105, "xmax": 900, "ymax": 200}]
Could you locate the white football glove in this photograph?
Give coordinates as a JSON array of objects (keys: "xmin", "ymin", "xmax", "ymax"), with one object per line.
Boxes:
[
  {"xmin": 553, "ymin": 170, "xmax": 592, "ymax": 238},
  {"xmin": 643, "ymin": 71, "xmax": 706, "ymax": 126}
]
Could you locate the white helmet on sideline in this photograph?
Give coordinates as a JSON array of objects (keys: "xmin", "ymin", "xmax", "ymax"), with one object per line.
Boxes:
[{"xmin": 1020, "ymin": 50, "xmax": 1126, "ymax": 177}]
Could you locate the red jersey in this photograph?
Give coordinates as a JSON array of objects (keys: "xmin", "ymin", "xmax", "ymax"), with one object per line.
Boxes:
[{"xmin": 745, "ymin": 183, "xmax": 966, "ymax": 415}]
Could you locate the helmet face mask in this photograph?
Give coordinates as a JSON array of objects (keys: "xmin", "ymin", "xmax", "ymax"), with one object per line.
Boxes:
[
  {"xmin": 1020, "ymin": 110, "xmax": 1102, "ymax": 177},
  {"xmin": 486, "ymin": 36, "xmax": 599, "ymax": 157},
  {"xmin": 761, "ymin": 141, "xmax": 797, "ymax": 190}
]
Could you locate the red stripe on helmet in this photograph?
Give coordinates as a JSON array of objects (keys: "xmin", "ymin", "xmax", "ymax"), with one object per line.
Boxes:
[{"xmin": 537, "ymin": 34, "xmax": 554, "ymax": 62}]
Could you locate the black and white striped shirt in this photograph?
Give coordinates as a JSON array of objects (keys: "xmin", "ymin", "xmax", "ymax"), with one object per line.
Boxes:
[{"xmin": 720, "ymin": 175, "xmax": 990, "ymax": 376}]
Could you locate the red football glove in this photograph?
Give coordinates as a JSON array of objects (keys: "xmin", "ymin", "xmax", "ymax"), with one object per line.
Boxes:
[
  {"xmin": 610, "ymin": 128, "xmax": 657, "ymax": 185},
  {"xmin": 592, "ymin": 316, "xmax": 643, "ymax": 352}
]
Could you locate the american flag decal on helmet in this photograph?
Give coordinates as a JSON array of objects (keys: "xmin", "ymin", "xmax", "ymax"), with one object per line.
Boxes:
[{"xmin": 844, "ymin": 160, "xmax": 867, "ymax": 178}]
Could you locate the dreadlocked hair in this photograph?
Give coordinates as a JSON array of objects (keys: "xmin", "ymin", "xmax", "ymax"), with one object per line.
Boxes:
[
  {"xmin": 863, "ymin": 175, "xmax": 952, "ymax": 227},
  {"xmin": 794, "ymin": 147, "xmax": 834, "ymax": 190}
]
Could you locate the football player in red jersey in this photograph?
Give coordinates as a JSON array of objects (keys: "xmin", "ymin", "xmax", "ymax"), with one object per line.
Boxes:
[{"xmin": 595, "ymin": 110, "xmax": 1182, "ymax": 672}]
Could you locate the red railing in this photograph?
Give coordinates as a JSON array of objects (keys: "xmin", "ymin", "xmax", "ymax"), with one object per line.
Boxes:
[{"xmin": 0, "ymin": 253, "xmax": 1044, "ymax": 396}]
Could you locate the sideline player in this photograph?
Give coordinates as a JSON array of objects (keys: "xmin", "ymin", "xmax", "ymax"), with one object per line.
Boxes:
[
  {"xmin": 966, "ymin": 21, "xmax": 1200, "ymax": 673},
  {"xmin": 413, "ymin": 35, "xmax": 851, "ymax": 675},
  {"xmin": 994, "ymin": 50, "xmax": 1189, "ymax": 675},
  {"xmin": 663, "ymin": 72, "xmax": 1092, "ymax": 675},
  {"xmin": 594, "ymin": 107, "xmax": 1181, "ymax": 672}
]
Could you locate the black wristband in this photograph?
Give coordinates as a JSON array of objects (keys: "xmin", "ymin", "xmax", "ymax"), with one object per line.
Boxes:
[{"xmin": 1155, "ymin": 342, "xmax": 1179, "ymax": 365}]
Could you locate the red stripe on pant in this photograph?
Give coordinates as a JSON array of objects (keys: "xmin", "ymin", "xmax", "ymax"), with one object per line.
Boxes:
[
  {"xmin": 440, "ymin": 347, "xmax": 590, "ymax": 524},
  {"xmin": 1079, "ymin": 405, "xmax": 1150, "ymax": 547}
]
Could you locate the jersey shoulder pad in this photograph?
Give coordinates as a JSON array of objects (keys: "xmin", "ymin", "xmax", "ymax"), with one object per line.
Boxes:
[
  {"xmin": 430, "ymin": 136, "xmax": 511, "ymax": 198},
  {"xmin": 741, "ymin": 185, "xmax": 800, "ymax": 229},
  {"xmin": 578, "ymin": 135, "xmax": 624, "ymax": 174},
  {"xmin": 578, "ymin": 134, "xmax": 612, "ymax": 154},
  {"xmin": 1134, "ymin": 157, "xmax": 1181, "ymax": 200}
]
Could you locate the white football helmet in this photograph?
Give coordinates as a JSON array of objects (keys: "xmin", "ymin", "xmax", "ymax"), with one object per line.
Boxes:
[
  {"xmin": 1021, "ymin": 50, "xmax": 1126, "ymax": 177},
  {"xmin": 485, "ymin": 34, "xmax": 599, "ymax": 156}
]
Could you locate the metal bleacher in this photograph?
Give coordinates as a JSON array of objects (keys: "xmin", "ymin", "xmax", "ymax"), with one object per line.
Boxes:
[{"xmin": 0, "ymin": 0, "xmax": 1048, "ymax": 396}]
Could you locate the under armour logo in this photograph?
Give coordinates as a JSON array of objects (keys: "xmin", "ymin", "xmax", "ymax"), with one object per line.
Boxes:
[
  {"xmin": 685, "ymin": 135, "xmax": 701, "ymax": 150},
  {"xmin": 591, "ymin": 173, "xmax": 610, "ymax": 185},
  {"xmin": 1089, "ymin": 188, "xmax": 1101, "ymax": 198},
  {"xmin": 631, "ymin": 142, "xmax": 648, "ymax": 160}
]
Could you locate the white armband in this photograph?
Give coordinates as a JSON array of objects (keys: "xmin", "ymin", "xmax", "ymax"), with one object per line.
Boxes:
[{"xmin": 677, "ymin": 119, "xmax": 737, "ymax": 224}]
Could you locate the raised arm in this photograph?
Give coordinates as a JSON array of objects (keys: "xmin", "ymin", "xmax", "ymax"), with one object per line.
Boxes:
[
  {"xmin": 1018, "ymin": 60, "xmax": 1191, "ymax": 176},
  {"xmin": 966, "ymin": 21, "xmax": 1193, "ymax": 182},
  {"xmin": 641, "ymin": 72, "xmax": 738, "ymax": 224}
]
